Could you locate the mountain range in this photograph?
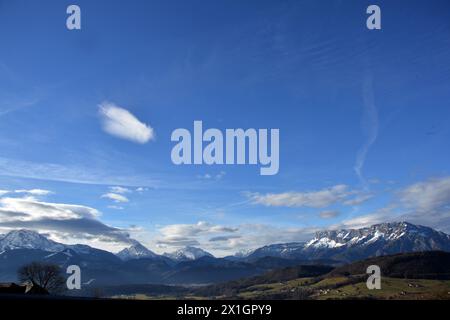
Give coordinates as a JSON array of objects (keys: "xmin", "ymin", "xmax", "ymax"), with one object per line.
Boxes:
[
  {"xmin": 245, "ymin": 221, "xmax": 450, "ymax": 262},
  {"xmin": 0, "ymin": 221, "xmax": 449, "ymax": 287},
  {"xmin": 115, "ymin": 242, "xmax": 214, "ymax": 262}
]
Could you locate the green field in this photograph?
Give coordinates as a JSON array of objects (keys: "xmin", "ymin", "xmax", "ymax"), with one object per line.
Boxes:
[
  {"xmin": 110, "ymin": 276, "xmax": 450, "ymax": 300},
  {"xmin": 315, "ymin": 277, "xmax": 450, "ymax": 300},
  {"xmin": 231, "ymin": 276, "xmax": 450, "ymax": 300}
]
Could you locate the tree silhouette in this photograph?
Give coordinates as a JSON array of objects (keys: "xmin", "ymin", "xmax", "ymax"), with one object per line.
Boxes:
[{"xmin": 18, "ymin": 262, "xmax": 66, "ymax": 294}]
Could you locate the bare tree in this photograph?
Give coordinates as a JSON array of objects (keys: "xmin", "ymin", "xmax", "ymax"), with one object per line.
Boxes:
[{"xmin": 18, "ymin": 262, "xmax": 66, "ymax": 294}]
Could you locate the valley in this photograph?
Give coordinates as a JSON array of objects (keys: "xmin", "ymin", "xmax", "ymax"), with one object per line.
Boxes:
[{"xmin": 1, "ymin": 221, "xmax": 450, "ymax": 299}]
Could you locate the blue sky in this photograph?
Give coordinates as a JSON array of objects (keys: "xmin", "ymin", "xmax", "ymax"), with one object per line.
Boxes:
[{"xmin": 1, "ymin": 0, "xmax": 450, "ymax": 256}]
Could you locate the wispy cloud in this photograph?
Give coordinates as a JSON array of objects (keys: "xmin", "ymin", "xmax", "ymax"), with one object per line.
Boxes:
[
  {"xmin": 0, "ymin": 98, "xmax": 40, "ymax": 117},
  {"xmin": 197, "ymin": 171, "xmax": 226, "ymax": 180},
  {"xmin": 0, "ymin": 62, "xmax": 42, "ymax": 117},
  {"xmin": 209, "ymin": 235, "xmax": 241, "ymax": 242},
  {"xmin": 354, "ymin": 74, "xmax": 378, "ymax": 189},
  {"xmin": 107, "ymin": 205, "xmax": 124, "ymax": 210},
  {"xmin": 247, "ymin": 184, "xmax": 353, "ymax": 208},
  {"xmin": 333, "ymin": 176, "xmax": 450, "ymax": 233},
  {"xmin": 14, "ymin": 189, "xmax": 53, "ymax": 196},
  {"xmin": 0, "ymin": 156, "xmax": 158, "ymax": 187},
  {"xmin": 398, "ymin": 176, "xmax": 450, "ymax": 212},
  {"xmin": 109, "ymin": 186, "xmax": 132, "ymax": 194},
  {"xmin": 198, "ymin": 173, "xmax": 212, "ymax": 180},
  {"xmin": 156, "ymin": 221, "xmax": 238, "ymax": 248},
  {"xmin": 101, "ymin": 193, "xmax": 129, "ymax": 203},
  {"xmin": 135, "ymin": 187, "xmax": 149, "ymax": 192},
  {"xmin": 343, "ymin": 193, "xmax": 374, "ymax": 206},
  {"xmin": 319, "ymin": 210, "xmax": 340, "ymax": 219},
  {"xmin": 0, "ymin": 189, "xmax": 53, "ymax": 197},
  {"xmin": 99, "ymin": 102, "xmax": 154, "ymax": 144},
  {"xmin": 332, "ymin": 208, "xmax": 392, "ymax": 230}
]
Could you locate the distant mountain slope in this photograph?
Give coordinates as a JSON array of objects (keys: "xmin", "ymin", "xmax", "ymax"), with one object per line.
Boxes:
[
  {"xmin": 0, "ymin": 230, "xmax": 305, "ymax": 286},
  {"xmin": 0, "ymin": 230, "xmax": 65, "ymax": 252},
  {"xmin": 194, "ymin": 264, "xmax": 333, "ymax": 297},
  {"xmin": 246, "ymin": 222, "xmax": 450, "ymax": 262},
  {"xmin": 162, "ymin": 256, "xmax": 260, "ymax": 284},
  {"xmin": 163, "ymin": 246, "xmax": 214, "ymax": 261},
  {"xmin": 0, "ymin": 247, "xmax": 125, "ymax": 285},
  {"xmin": 327, "ymin": 251, "xmax": 450, "ymax": 280},
  {"xmin": 246, "ymin": 242, "xmax": 305, "ymax": 260},
  {"xmin": 0, "ymin": 230, "xmax": 123, "ymax": 257},
  {"xmin": 117, "ymin": 242, "xmax": 158, "ymax": 261}
]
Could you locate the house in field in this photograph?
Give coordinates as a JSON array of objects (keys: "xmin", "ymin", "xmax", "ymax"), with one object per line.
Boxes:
[{"xmin": 0, "ymin": 282, "xmax": 49, "ymax": 295}]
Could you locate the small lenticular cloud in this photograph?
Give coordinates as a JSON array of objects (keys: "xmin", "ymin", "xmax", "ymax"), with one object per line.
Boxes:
[
  {"xmin": 101, "ymin": 192, "xmax": 129, "ymax": 203},
  {"xmin": 99, "ymin": 102, "xmax": 154, "ymax": 144}
]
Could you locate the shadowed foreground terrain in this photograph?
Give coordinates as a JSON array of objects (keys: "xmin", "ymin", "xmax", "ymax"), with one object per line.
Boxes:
[{"xmin": 105, "ymin": 252, "xmax": 450, "ymax": 300}]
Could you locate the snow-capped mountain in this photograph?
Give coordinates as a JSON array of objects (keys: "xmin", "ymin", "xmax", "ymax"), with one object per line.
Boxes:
[
  {"xmin": 0, "ymin": 230, "xmax": 120, "ymax": 257},
  {"xmin": 116, "ymin": 241, "xmax": 158, "ymax": 261},
  {"xmin": 247, "ymin": 222, "xmax": 450, "ymax": 262},
  {"xmin": 233, "ymin": 248, "xmax": 255, "ymax": 258},
  {"xmin": 0, "ymin": 229, "xmax": 65, "ymax": 252},
  {"xmin": 1, "ymin": 222, "xmax": 449, "ymax": 266},
  {"xmin": 163, "ymin": 246, "xmax": 214, "ymax": 261},
  {"xmin": 306, "ymin": 221, "xmax": 450, "ymax": 251},
  {"xmin": 0, "ymin": 223, "xmax": 449, "ymax": 286},
  {"xmin": 246, "ymin": 242, "xmax": 305, "ymax": 260}
]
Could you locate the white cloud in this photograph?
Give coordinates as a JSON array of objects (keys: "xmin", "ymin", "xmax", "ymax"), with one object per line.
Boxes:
[
  {"xmin": 136, "ymin": 187, "xmax": 149, "ymax": 192},
  {"xmin": 0, "ymin": 196, "xmax": 133, "ymax": 252},
  {"xmin": 197, "ymin": 171, "xmax": 226, "ymax": 180},
  {"xmin": 248, "ymin": 184, "xmax": 352, "ymax": 208},
  {"xmin": 14, "ymin": 189, "xmax": 53, "ymax": 196},
  {"xmin": 335, "ymin": 210, "xmax": 391, "ymax": 230},
  {"xmin": 398, "ymin": 176, "xmax": 450, "ymax": 212},
  {"xmin": 198, "ymin": 174, "xmax": 212, "ymax": 180},
  {"xmin": 343, "ymin": 193, "xmax": 374, "ymax": 206},
  {"xmin": 222, "ymin": 224, "xmax": 316, "ymax": 253},
  {"xmin": 319, "ymin": 210, "xmax": 340, "ymax": 219},
  {"xmin": 107, "ymin": 205, "xmax": 124, "ymax": 210},
  {"xmin": 99, "ymin": 102, "xmax": 154, "ymax": 144},
  {"xmin": 330, "ymin": 177, "xmax": 450, "ymax": 233},
  {"xmin": 156, "ymin": 221, "xmax": 238, "ymax": 248},
  {"xmin": 159, "ymin": 221, "xmax": 237, "ymax": 239},
  {"xmin": 0, "ymin": 189, "xmax": 53, "ymax": 197},
  {"xmin": 109, "ymin": 186, "xmax": 131, "ymax": 194},
  {"xmin": 101, "ymin": 193, "xmax": 129, "ymax": 203},
  {"xmin": 0, "ymin": 196, "xmax": 99, "ymax": 221},
  {"xmin": 216, "ymin": 171, "xmax": 226, "ymax": 180}
]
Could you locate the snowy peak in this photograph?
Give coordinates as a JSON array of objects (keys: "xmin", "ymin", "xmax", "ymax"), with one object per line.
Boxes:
[
  {"xmin": 0, "ymin": 229, "xmax": 65, "ymax": 252},
  {"xmin": 116, "ymin": 241, "xmax": 158, "ymax": 261},
  {"xmin": 163, "ymin": 246, "xmax": 213, "ymax": 261},
  {"xmin": 305, "ymin": 222, "xmax": 449, "ymax": 250},
  {"xmin": 233, "ymin": 248, "xmax": 255, "ymax": 258},
  {"xmin": 247, "ymin": 222, "xmax": 450, "ymax": 262},
  {"xmin": 0, "ymin": 229, "xmax": 126, "ymax": 258}
]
